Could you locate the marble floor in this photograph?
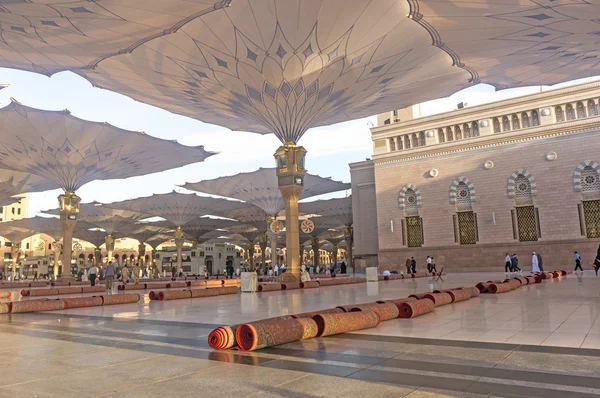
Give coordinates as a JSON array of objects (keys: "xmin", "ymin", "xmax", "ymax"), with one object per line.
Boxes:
[{"xmin": 1, "ymin": 271, "xmax": 600, "ymax": 397}]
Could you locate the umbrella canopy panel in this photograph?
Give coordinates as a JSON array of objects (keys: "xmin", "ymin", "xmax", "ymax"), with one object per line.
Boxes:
[{"xmin": 299, "ymin": 196, "xmax": 353, "ymax": 226}]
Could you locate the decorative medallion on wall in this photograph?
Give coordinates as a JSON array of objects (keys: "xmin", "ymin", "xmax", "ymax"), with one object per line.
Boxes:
[
  {"xmin": 546, "ymin": 151, "xmax": 557, "ymax": 161},
  {"xmin": 484, "ymin": 160, "xmax": 494, "ymax": 169},
  {"xmin": 270, "ymin": 220, "xmax": 284, "ymax": 233},
  {"xmin": 300, "ymin": 219, "xmax": 315, "ymax": 234},
  {"xmin": 429, "ymin": 169, "xmax": 439, "ymax": 178}
]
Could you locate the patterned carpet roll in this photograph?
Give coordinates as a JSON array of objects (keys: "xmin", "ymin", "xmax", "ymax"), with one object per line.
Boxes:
[
  {"xmin": 149, "ymin": 291, "xmax": 158, "ymax": 300},
  {"xmin": 57, "ymin": 287, "xmax": 84, "ymax": 295},
  {"xmin": 423, "ymin": 292, "xmax": 453, "ymax": 307},
  {"xmin": 476, "ymin": 282, "xmax": 491, "ymax": 293},
  {"xmin": 552, "ymin": 271, "xmax": 562, "ymax": 278},
  {"xmin": 383, "ymin": 275, "xmax": 390, "ymax": 280},
  {"xmin": 223, "ymin": 279, "xmax": 240, "ymax": 286},
  {"xmin": 299, "ymin": 281, "xmax": 320, "ymax": 288},
  {"xmin": 188, "ymin": 280, "xmax": 207, "ymax": 288},
  {"xmin": 506, "ymin": 279, "xmax": 521, "ymax": 290},
  {"xmin": 525, "ymin": 276, "xmax": 536, "ymax": 284},
  {"xmin": 11, "ymin": 299, "xmax": 66, "ymax": 313},
  {"xmin": 376, "ymin": 297, "xmax": 418, "ymax": 314},
  {"xmin": 258, "ymin": 284, "xmax": 282, "ymax": 292},
  {"xmin": 487, "ymin": 280, "xmax": 503, "ymax": 284},
  {"xmin": 27, "ymin": 288, "xmax": 59, "ymax": 297},
  {"xmin": 166, "ymin": 282, "xmax": 188, "ymax": 289},
  {"xmin": 236, "ymin": 317, "xmax": 318, "ymax": 351},
  {"xmin": 207, "ymin": 280, "xmax": 225, "ymax": 287},
  {"xmin": 28, "ymin": 282, "xmax": 48, "ymax": 288},
  {"xmin": 119, "ymin": 283, "xmax": 146, "ymax": 291},
  {"xmin": 81, "ymin": 286, "xmax": 106, "ymax": 293},
  {"xmin": 336, "ymin": 303, "xmax": 370, "ymax": 312},
  {"xmin": 447, "ymin": 289, "xmax": 471, "ymax": 302},
  {"xmin": 312, "ymin": 310, "xmax": 380, "ymax": 337},
  {"xmin": 348, "ymin": 302, "xmax": 399, "ymax": 321},
  {"xmin": 408, "ymin": 293, "xmax": 428, "ymax": 300},
  {"xmin": 101, "ymin": 293, "xmax": 140, "ymax": 305},
  {"xmin": 0, "ymin": 291, "xmax": 11, "ymax": 298},
  {"xmin": 281, "ymin": 282, "xmax": 302, "ymax": 290},
  {"xmin": 145, "ymin": 283, "xmax": 169, "ymax": 289},
  {"xmin": 560, "ymin": 270, "xmax": 567, "ymax": 276},
  {"xmin": 468, "ymin": 286, "xmax": 481, "ymax": 297},
  {"xmin": 158, "ymin": 290, "xmax": 192, "ymax": 300},
  {"xmin": 0, "ymin": 302, "xmax": 11, "ymax": 313},
  {"xmin": 64, "ymin": 296, "xmax": 103, "ymax": 309},
  {"xmin": 292, "ymin": 307, "xmax": 344, "ymax": 319},
  {"xmin": 208, "ymin": 325, "xmax": 240, "ymax": 349},
  {"xmin": 189, "ymin": 288, "xmax": 219, "ymax": 298},
  {"xmin": 398, "ymin": 299, "xmax": 435, "ymax": 318},
  {"xmin": 411, "ymin": 273, "xmax": 429, "ymax": 278},
  {"xmin": 215, "ymin": 286, "xmax": 239, "ymax": 295},
  {"xmin": 488, "ymin": 283, "xmax": 512, "ymax": 294},
  {"xmin": 354, "ymin": 277, "xmax": 367, "ymax": 283}
]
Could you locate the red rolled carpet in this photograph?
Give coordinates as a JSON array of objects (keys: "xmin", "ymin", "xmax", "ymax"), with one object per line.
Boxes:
[
  {"xmin": 409, "ymin": 293, "xmax": 429, "ymax": 300},
  {"xmin": 208, "ymin": 325, "xmax": 240, "ymax": 349},
  {"xmin": 292, "ymin": 308, "xmax": 344, "ymax": 319},
  {"xmin": 398, "ymin": 299, "xmax": 435, "ymax": 318},
  {"xmin": 514, "ymin": 277, "xmax": 528, "ymax": 285},
  {"xmin": 166, "ymin": 282, "xmax": 188, "ymax": 289},
  {"xmin": 552, "ymin": 271, "xmax": 562, "ymax": 278},
  {"xmin": 476, "ymin": 282, "xmax": 491, "ymax": 293},
  {"xmin": 57, "ymin": 287, "xmax": 84, "ymax": 295},
  {"xmin": 149, "ymin": 291, "xmax": 158, "ymax": 300},
  {"xmin": 28, "ymin": 282, "xmax": 48, "ymax": 288},
  {"xmin": 158, "ymin": 290, "xmax": 192, "ymax": 300},
  {"xmin": 145, "ymin": 283, "xmax": 169, "ymax": 289},
  {"xmin": 468, "ymin": 286, "xmax": 481, "ymax": 297},
  {"xmin": 447, "ymin": 289, "xmax": 471, "ymax": 302},
  {"xmin": 423, "ymin": 292, "xmax": 452, "ymax": 307},
  {"xmin": 354, "ymin": 277, "xmax": 367, "ymax": 283},
  {"xmin": 300, "ymin": 281, "xmax": 319, "ymax": 288},
  {"xmin": 0, "ymin": 291, "xmax": 11, "ymax": 298},
  {"xmin": 487, "ymin": 280, "xmax": 503, "ymax": 284},
  {"xmin": 236, "ymin": 318, "xmax": 318, "ymax": 351},
  {"xmin": 488, "ymin": 283, "xmax": 512, "ymax": 294},
  {"xmin": 188, "ymin": 288, "xmax": 218, "ymax": 298},
  {"xmin": 101, "ymin": 293, "xmax": 140, "ymax": 305},
  {"xmin": 258, "ymin": 284, "xmax": 282, "ymax": 292},
  {"xmin": 525, "ymin": 276, "xmax": 536, "ymax": 284},
  {"xmin": 348, "ymin": 302, "xmax": 399, "ymax": 321},
  {"xmin": 82, "ymin": 286, "xmax": 107, "ymax": 293},
  {"xmin": 376, "ymin": 297, "xmax": 418, "ymax": 314},
  {"xmin": 27, "ymin": 288, "xmax": 59, "ymax": 297},
  {"xmin": 119, "ymin": 283, "xmax": 146, "ymax": 290},
  {"xmin": 560, "ymin": 270, "xmax": 567, "ymax": 276},
  {"xmin": 312, "ymin": 310, "xmax": 380, "ymax": 337},
  {"xmin": 223, "ymin": 280, "xmax": 240, "ymax": 286},
  {"xmin": 215, "ymin": 286, "xmax": 238, "ymax": 295},
  {"xmin": 11, "ymin": 299, "xmax": 66, "ymax": 313},
  {"xmin": 506, "ymin": 279, "xmax": 521, "ymax": 290},
  {"xmin": 207, "ymin": 280, "xmax": 225, "ymax": 287},
  {"xmin": 188, "ymin": 280, "xmax": 207, "ymax": 287},
  {"xmin": 0, "ymin": 302, "xmax": 11, "ymax": 313},
  {"xmin": 281, "ymin": 282, "xmax": 302, "ymax": 290},
  {"xmin": 411, "ymin": 273, "xmax": 429, "ymax": 278},
  {"xmin": 64, "ymin": 296, "xmax": 103, "ymax": 309}
]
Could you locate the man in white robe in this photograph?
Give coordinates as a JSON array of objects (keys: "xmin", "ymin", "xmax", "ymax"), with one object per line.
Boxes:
[{"xmin": 532, "ymin": 252, "xmax": 540, "ymax": 273}]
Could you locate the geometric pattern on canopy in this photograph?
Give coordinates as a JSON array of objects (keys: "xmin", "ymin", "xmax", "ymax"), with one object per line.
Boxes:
[
  {"xmin": 224, "ymin": 224, "xmax": 262, "ymax": 243},
  {"xmin": 178, "ymin": 217, "xmax": 240, "ymax": 240},
  {"xmin": 103, "ymin": 191, "xmax": 250, "ymax": 227},
  {"xmin": 220, "ymin": 204, "xmax": 270, "ymax": 232},
  {"xmin": 0, "ymin": 169, "xmax": 62, "ymax": 200},
  {"xmin": 182, "ymin": 168, "xmax": 350, "ymax": 216},
  {"xmin": 299, "ymin": 196, "xmax": 352, "ymax": 226},
  {"xmin": 8, "ymin": 216, "xmax": 95, "ymax": 241},
  {"xmin": 0, "ymin": 101, "xmax": 214, "ymax": 192},
  {"xmin": 73, "ymin": 229, "xmax": 110, "ymax": 248}
]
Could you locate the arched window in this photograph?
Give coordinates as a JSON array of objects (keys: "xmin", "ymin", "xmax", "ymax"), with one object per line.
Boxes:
[
  {"xmin": 510, "ymin": 173, "xmax": 539, "ymax": 242},
  {"xmin": 455, "ymin": 182, "xmax": 472, "ymax": 211},
  {"xmin": 511, "ymin": 114, "xmax": 521, "ymax": 130},
  {"xmin": 404, "ymin": 135, "xmax": 411, "ymax": 149},
  {"xmin": 588, "ymin": 100, "xmax": 598, "ymax": 117},
  {"xmin": 566, "ymin": 104, "xmax": 576, "ymax": 120},
  {"xmin": 450, "ymin": 179, "xmax": 478, "ymax": 245},
  {"xmin": 438, "ymin": 129, "xmax": 445, "ymax": 143},
  {"xmin": 471, "ymin": 121, "xmax": 480, "ymax": 137},
  {"xmin": 389, "ymin": 137, "xmax": 395, "ymax": 151},
  {"xmin": 493, "ymin": 117, "xmax": 501, "ymax": 133},
  {"xmin": 514, "ymin": 174, "xmax": 533, "ymax": 201},
  {"xmin": 581, "ymin": 166, "xmax": 600, "ymax": 193},
  {"xmin": 454, "ymin": 125, "xmax": 462, "ymax": 140},
  {"xmin": 502, "ymin": 116, "xmax": 511, "ymax": 132},
  {"xmin": 404, "ymin": 188, "xmax": 419, "ymax": 217},
  {"xmin": 397, "ymin": 136, "xmax": 403, "ymax": 150},
  {"xmin": 555, "ymin": 106, "xmax": 565, "ymax": 122},
  {"xmin": 576, "ymin": 163, "xmax": 600, "ymax": 238},
  {"xmin": 521, "ymin": 112, "xmax": 530, "ymax": 128},
  {"xmin": 531, "ymin": 110, "xmax": 540, "ymax": 126},
  {"xmin": 463, "ymin": 123, "xmax": 471, "ymax": 138},
  {"xmin": 446, "ymin": 127, "xmax": 454, "ymax": 141},
  {"xmin": 577, "ymin": 101, "xmax": 587, "ymax": 119},
  {"xmin": 401, "ymin": 187, "xmax": 423, "ymax": 247},
  {"xmin": 411, "ymin": 134, "xmax": 418, "ymax": 148},
  {"xmin": 419, "ymin": 132, "xmax": 426, "ymax": 146}
]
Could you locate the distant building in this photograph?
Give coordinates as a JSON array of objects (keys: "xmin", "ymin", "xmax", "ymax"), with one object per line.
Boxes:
[{"xmin": 351, "ymin": 81, "xmax": 600, "ymax": 272}]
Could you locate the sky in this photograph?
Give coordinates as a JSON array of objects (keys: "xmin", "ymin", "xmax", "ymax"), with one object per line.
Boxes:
[{"xmin": 0, "ymin": 67, "xmax": 597, "ymax": 216}]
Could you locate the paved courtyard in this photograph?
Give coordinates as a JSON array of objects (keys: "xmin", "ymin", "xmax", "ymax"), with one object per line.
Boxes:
[{"xmin": 1, "ymin": 272, "xmax": 600, "ymax": 397}]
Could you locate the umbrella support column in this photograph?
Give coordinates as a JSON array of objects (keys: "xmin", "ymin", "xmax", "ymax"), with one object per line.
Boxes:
[{"xmin": 58, "ymin": 192, "xmax": 80, "ymax": 279}]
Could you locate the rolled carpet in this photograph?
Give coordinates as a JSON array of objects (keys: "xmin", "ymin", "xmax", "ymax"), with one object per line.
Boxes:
[
  {"xmin": 398, "ymin": 299, "xmax": 435, "ymax": 318},
  {"xmin": 223, "ymin": 279, "xmax": 240, "ymax": 286},
  {"xmin": 101, "ymin": 293, "xmax": 140, "ymax": 305},
  {"xmin": 313, "ymin": 310, "xmax": 380, "ymax": 337},
  {"xmin": 166, "ymin": 282, "xmax": 188, "ymax": 289},
  {"xmin": 0, "ymin": 291, "xmax": 11, "ymax": 298},
  {"xmin": 82, "ymin": 286, "xmax": 107, "ymax": 293},
  {"xmin": 149, "ymin": 291, "xmax": 158, "ymax": 300},
  {"xmin": 236, "ymin": 317, "xmax": 318, "ymax": 351},
  {"xmin": 190, "ymin": 288, "xmax": 219, "ymax": 298},
  {"xmin": 411, "ymin": 273, "xmax": 429, "ymax": 278},
  {"xmin": 281, "ymin": 282, "xmax": 302, "ymax": 290},
  {"xmin": 26, "ymin": 288, "xmax": 59, "ymax": 297},
  {"xmin": 552, "ymin": 271, "xmax": 562, "ymax": 278},
  {"xmin": 188, "ymin": 280, "xmax": 207, "ymax": 288},
  {"xmin": 158, "ymin": 290, "xmax": 192, "ymax": 300},
  {"xmin": 208, "ymin": 325, "xmax": 240, "ymax": 349},
  {"xmin": 64, "ymin": 296, "xmax": 103, "ymax": 309},
  {"xmin": 514, "ymin": 277, "xmax": 528, "ymax": 285},
  {"xmin": 488, "ymin": 283, "xmax": 512, "ymax": 294},
  {"xmin": 57, "ymin": 287, "xmax": 84, "ymax": 295},
  {"xmin": 506, "ymin": 279, "xmax": 521, "ymax": 290},
  {"xmin": 118, "ymin": 283, "xmax": 146, "ymax": 291},
  {"xmin": 11, "ymin": 299, "xmax": 66, "ymax": 313},
  {"xmin": 423, "ymin": 292, "xmax": 452, "ymax": 307},
  {"xmin": 215, "ymin": 286, "xmax": 238, "ymax": 295},
  {"xmin": 447, "ymin": 289, "xmax": 471, "ymax": 302},
  {"xmin": 300, "ymin": 281, "xmax": 319, "ymax": 289},
  {"xmin": 28, "ymin": 282, "xmax": 48, "ymax": 288},
  {"xmin": 258, "ymin": 284, "xmax": 282, "ymax": 292},
  {"xmin": 348, "ymin": 302, "xmax": 399, "ymax": 321},
  {"xmin": 468, "ymin": 286, "xmax": 481, "ymax": 297},
  {"xmin": 476, "ymin": 282, "xmax": 491, "ymax": 293},
  {"xmin": 0, "ymin": 302, "xmax": 10, "ymax": 313},
  {"xmin": 525, "ymin": 276, "xmax": 537, "ymax": 285},
  {"xmin": 292, "ymin": 307, "xmax": 344, "ymax": 319},
  {"xmin": 354, "ymin": 277, "xmax": 367, "ymax": 283},
  {"xmin": 207, "ymin": 280, "xmax": 225, "ymax": 287},
  {"xmin": 408, "ymin": 293, "xmax": 428, "ymax": 300},
  {"xmin": 336, "ymin": 303, "xmax": 371, "ymax": 312},
  {"xmin": 560, "ymin": 270, "xmax": 567, "ymax": 276},
  {"xmin": 145, "ymin": 283, "xmax": 169, "ymax": 289},
  {"xmin": 376, "ymin": 297, "xmax": 418, "ymax": 314}
]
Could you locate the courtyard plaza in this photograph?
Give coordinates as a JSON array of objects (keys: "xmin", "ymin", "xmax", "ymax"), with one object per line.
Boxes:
[{"xmin": 1, "ymin": 272, "xmax": 600, "ymax": 397}]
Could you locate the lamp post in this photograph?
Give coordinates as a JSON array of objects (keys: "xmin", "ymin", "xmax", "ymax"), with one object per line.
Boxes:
[
  {"xmin": 174, "ymin": 226, "xmax": 184, "ymax": 274},
  {"xmin": 275, "ymin": 143, "xmax": 306, "ymax": 280},
  {"xmin": 58, "ymin": 191, "xmax": 80, "ymax": 278},
  {"xmin": 105, "ymin": 234, "xmax": 115, "ymax": 263}
]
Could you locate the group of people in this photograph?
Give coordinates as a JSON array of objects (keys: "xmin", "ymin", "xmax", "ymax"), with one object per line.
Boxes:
[
  {"xmin": 574, "ymin": 245, "xmax": 600, "ymax": 275},
  {"xmin": 308, "ymin": 261, "xmax": 347, "ymax": 275},
  {"xmin": 504, "ymin": 253, "xmax": 524, "ymax": 275},
  {"xmin": 403, "ymin": 256, "xmax": 437, "ymax": 274}
]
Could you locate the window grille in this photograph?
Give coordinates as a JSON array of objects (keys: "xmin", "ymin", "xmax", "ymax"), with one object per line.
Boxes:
[
  {"xmin": 512, "ymin": 114, "xmax": 521, "ymax": 130},
  {"xmin": 582, "ymin": 200, "xmax": 600, "ymax": 238},
  {"xmin": 555, "ymin": 106, "xmax": 565, "ymax": 122},
  {"xmin": 516, "ymin": 206, "xmax": 538, "ymax": 242},
  {"xmin": 438, "ymin": 129, "xmax": 445, "ymax": 143},
  {"xmin": 580, "ymin": 166, "xmax": 600, "ymax": 192},
  {"xmin": 502, "ymin": 116, "xmax": 511, "ymax": 132},
  {"xmin": 566, "ymin": 104, "xmax": 576, "ymax": 120},
  {"xmin": 577, "ymin": 101, "xmax": 587, "ymax": 119},
  {"xmin": 493, "ymin": 118, "xmax": 501, "ymax": 133},
  {"xmin": 389, "ymin": 138, "xmax": 395, "ymax": 151},
  {"xmin": 405, "ymin": 216, "xmax": 423, "ymax": 247},
  {"xmin": 588, "ymin": 100, "xmax": 598, "ymax": 117},
  {"xmin": 455, "ymin": 182, "xmax": 472, "ymax": 211},
  {"xmin": 397, "ymin": 136, "xmax": 403, "ymax": 150},
  {"xmin": 521, "ymin": 112, "xmax": 530, "ymax": 128},
  {"xmin": 455, "ymin": 125, "xmax": 462, "ymax": 140},
  {"xmin": 412, "ymin": 134, "xmax": 419, "ymax": 148},
  {"xmin": 463, "ymin": 123, "xmax": 471, "ymax": 138},
  {"xmin": 471, "ymin": 122, "xmax": 479, "ymax": 136},
  {"xmin": 446, "ymin": 127, "xmax": 454, "ymax": 141},
  {"xmin": 419, "ymin": 132, "xmax": 426, "ymax": 146},
  {"xmin": 531, "ymin": 110, "xmax": 540, "ymax": 126},
  {"xmin": 514, "ymin": 174, "xmax": 532, "ymax": 199},
  {"xmin": 404, "ymin": 189, "xmax": 419, "ymax": 217},
  {"xmin": 457, "ymin": 211, "xmax": 477, "ymax": 245}
]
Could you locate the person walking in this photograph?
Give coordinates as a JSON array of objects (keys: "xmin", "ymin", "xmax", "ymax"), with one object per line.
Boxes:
[
  {"xmin": 88, "ymin": 264, "xmax": 98, "ymax": 287},
  {"xmin": 122, "ymin": 263, "xmax": 130, "ymax": 284},
  {"xmin": 537, "ymin": 252, "xmax": 544, "ymax": 272},
  {"xmin": 574, "ymin": 251, "xmax": 583, "ymax": 271},
  {"xmin": 105, "ymin": 261, "xmax": 116, "ymax": 295},
  {"xmin": 531, "ymin": 252, "xmax": 540, "ymax": 273},
  {"xmin": 594, "ymin": 244, "xmax": 600, "ymax": 276},
  {"xmin": 430, "ymin": 257, "xmax": 437, "ymax": 273},
  {"xmin": 133, "ymin": 262, "xmax": 140, "ymax": 284},
  {"xmin": 405, "ymin": 258, "xmax": 411, "ymax": 274},
  {"xmin": 340, "ymin": 261, "xmax": 347, "ymax": 274},
  {"xmin": 426, "ymin": 256, "xmax": 432, "ymax": 272},
  {"xmin": 505, "ymin": 253, "xmax": 512, "ymax": 275},
  {"xmin": 410, "ymin": 257, "xmax": 416, "ymax": 274},
  {"xmin": 511, "ymin": 254, "xmax": 521, "ymax": 275}
]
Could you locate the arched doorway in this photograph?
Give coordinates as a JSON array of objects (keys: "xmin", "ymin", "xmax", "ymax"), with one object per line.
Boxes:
[{"xmin": 205, "ymin": 256, "xmax": 213, "ymax": 275}]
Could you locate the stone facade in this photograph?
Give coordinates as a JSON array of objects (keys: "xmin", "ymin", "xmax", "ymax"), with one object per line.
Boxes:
[
  {"xmin": 349, "ymin": 160, "xmax": 379, "ymax": 269},
  {"xmin": 352, "ymin": 81, "xmax": 600, "ymax": 272}
]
